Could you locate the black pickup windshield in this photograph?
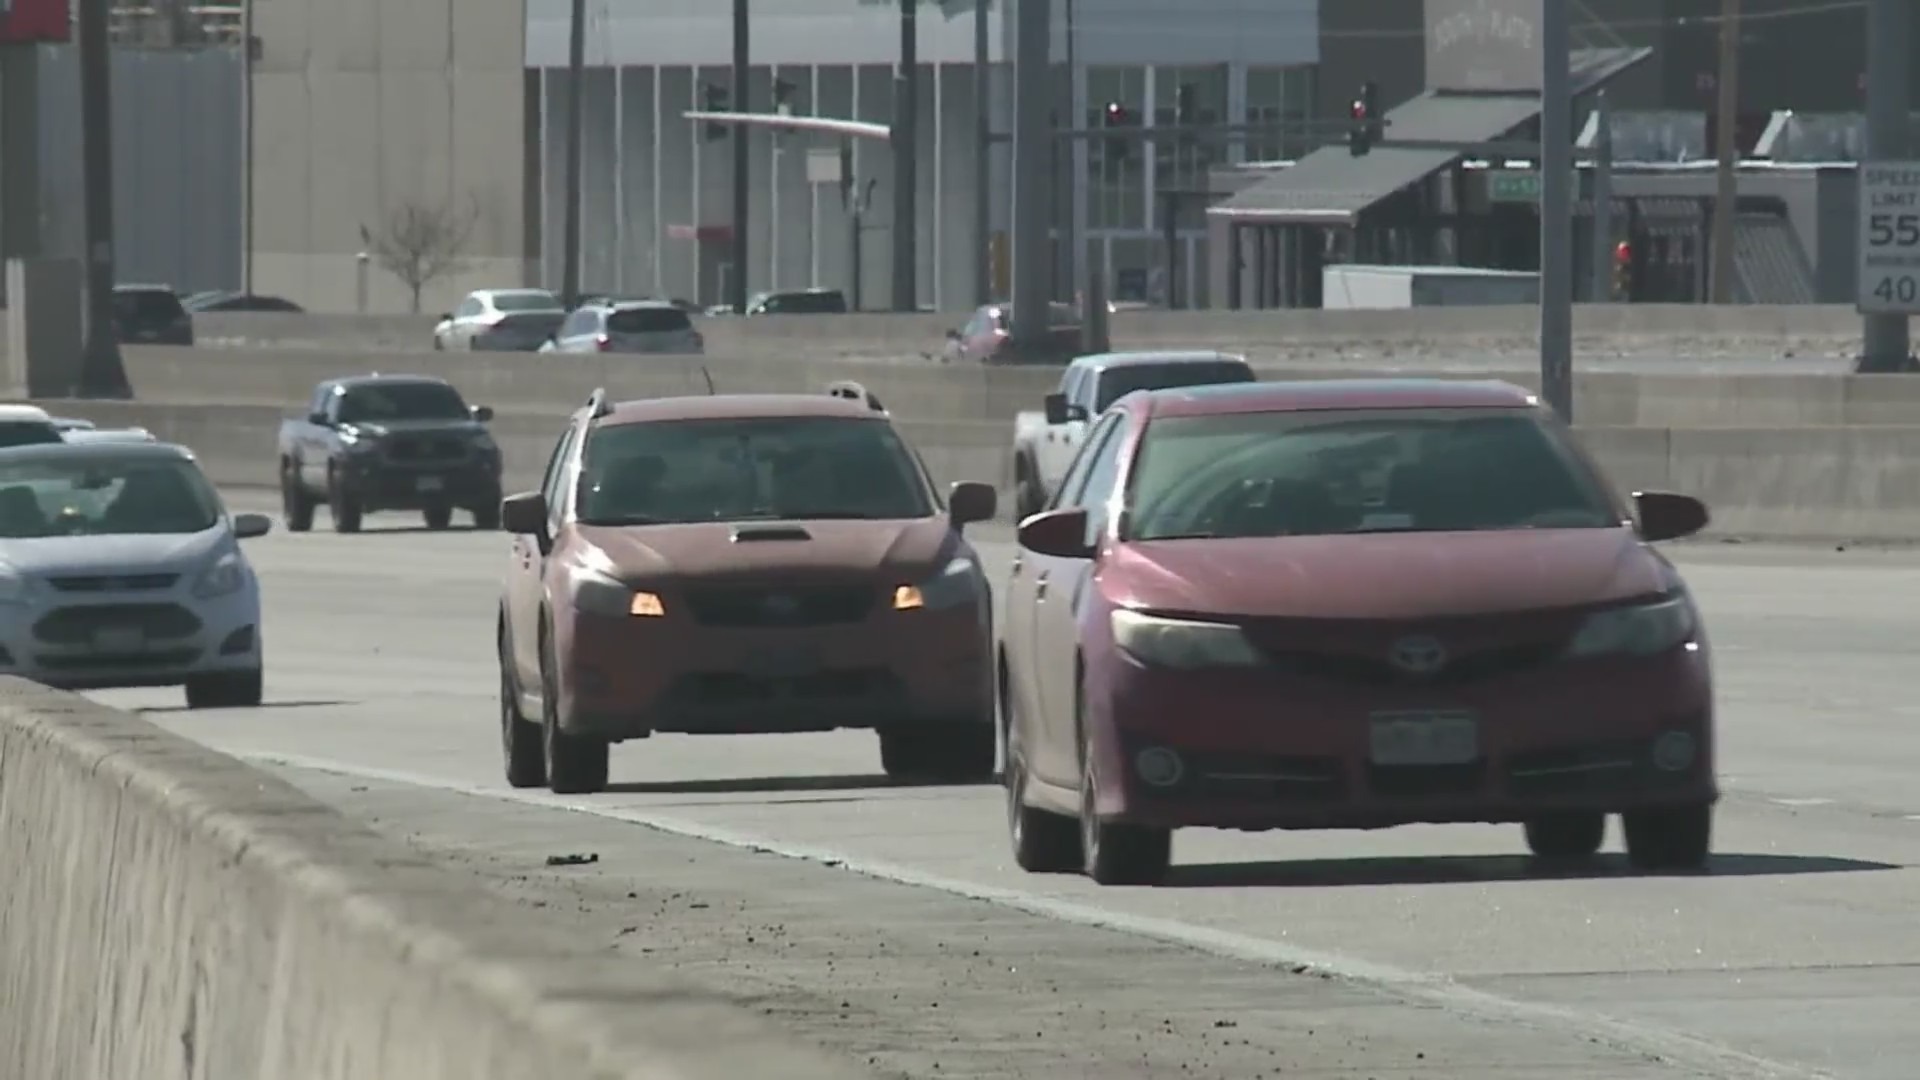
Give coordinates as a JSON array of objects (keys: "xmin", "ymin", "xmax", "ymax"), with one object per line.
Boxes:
[
  {"xmin": 578, "ymin": 416, "xmax": 933, "ymax": 524},
  {"xmin": 336, "ymin": 382, "xmax": 470, "ymax": 423}
]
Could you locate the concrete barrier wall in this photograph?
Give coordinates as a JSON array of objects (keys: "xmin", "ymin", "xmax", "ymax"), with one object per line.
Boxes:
[
  {"xmin": 105, "ymin": 345, "xmax": 1920, "ymax": 429},
  {"xmin": 186, "ymin": 303, "xmax": 1865, "ymax": 357},
  {"xmin": 0, "ymin": 680, "xmax": 869, "ymax": 1080},
  {"xmin": 29, "ymin": 399, "xmax": 1920, "ymax": 542}
]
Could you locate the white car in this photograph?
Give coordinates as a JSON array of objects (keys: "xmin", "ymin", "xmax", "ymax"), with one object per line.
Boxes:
[
  {"xmin": 0, "ymin": 440, "xmax": 271, "ymax": 707},
  {"xmin": 433, "ymin": 288, "xmax": 567, "ymax": 352},
  {"xmin": 0, "ymin": 404, "xmax": 63, "ymax": 448},
  {"xmin": 44, "ymin": 415, "xmax": 155, "ymax": 444}
]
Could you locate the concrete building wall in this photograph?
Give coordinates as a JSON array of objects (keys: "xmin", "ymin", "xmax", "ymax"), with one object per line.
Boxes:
[
  {"xmin": 249, "ymin": 0, "xmax": 533, "ymax": 314},
  {"xmin": 33, "ymin": 45, "xmax": 241, "ymax": 295}
]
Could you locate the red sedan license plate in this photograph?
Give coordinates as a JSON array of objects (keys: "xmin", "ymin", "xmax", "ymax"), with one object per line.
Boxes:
[{"xmin": 1368, "ymin": 710, "xmax": 1479, "ymax": 766}]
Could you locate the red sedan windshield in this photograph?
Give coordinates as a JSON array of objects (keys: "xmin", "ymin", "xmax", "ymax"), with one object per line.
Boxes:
[{"xmin": 1125, "ymin": 407, "xmax": 1619, "ymax": 541}]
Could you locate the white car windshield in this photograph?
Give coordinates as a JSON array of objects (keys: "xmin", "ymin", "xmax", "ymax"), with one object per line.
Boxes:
[{"xmin": 0, "ymin": 456, "xmax": 223, "ymax": 538}]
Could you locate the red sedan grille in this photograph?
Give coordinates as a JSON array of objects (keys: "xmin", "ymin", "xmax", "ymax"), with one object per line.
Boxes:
[{"xmin": 1239, "ymin": 614, "xmax": 1577, "ymax": 687}]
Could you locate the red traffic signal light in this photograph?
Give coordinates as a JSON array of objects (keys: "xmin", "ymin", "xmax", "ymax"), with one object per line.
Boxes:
[
  {"xmin": 1613, "ymin": 240, "xmax": 1632, "ymax": 265},
  {"xmin": 1351, "ymin": 99, "xmax": 1369, "ymax": 121},
  {"xmin": 1104, "ymin": 102, "xmax": 1130, "ymax": 125}
]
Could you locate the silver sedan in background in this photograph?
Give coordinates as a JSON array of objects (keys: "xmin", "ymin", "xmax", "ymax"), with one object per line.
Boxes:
[{"xmin": 537, "ymin": 299, "xmax": 705, "ymax": 355}]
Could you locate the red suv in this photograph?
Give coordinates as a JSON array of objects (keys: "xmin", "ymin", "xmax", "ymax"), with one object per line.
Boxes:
[
  {"xmin": 496, "ymin": 387, "xmax": 1000, "ymax": 794},
  {"xmin": 1000, "ymin": 379, "xmax": 1716, "ymax": 885}
]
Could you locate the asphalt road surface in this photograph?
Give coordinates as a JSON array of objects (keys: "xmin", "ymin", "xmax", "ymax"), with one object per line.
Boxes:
[{"xmin": 94, "ymin": 495, "xmax": 1920, "ymax": 1079}]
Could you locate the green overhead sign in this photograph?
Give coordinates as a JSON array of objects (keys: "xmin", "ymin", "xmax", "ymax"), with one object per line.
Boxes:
[{"xmin": 1489, "ymin": 172, "xmax": 1542, "ymax": 203}]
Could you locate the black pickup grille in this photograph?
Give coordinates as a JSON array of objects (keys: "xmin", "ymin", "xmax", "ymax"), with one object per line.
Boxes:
[
  {"xmin": 682, "ymin": 585, "xmax": 875, "ymax": 628},
  {"xmin": 47, "ymin": 573, "xmax": 179, "ymax": 593},
  {"xmin": 384, "ymin": 436, "xmax": 467, "ymax": 463}
]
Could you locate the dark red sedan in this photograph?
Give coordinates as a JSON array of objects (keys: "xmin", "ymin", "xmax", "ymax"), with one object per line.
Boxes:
[{"xmin": 998, "ymin": 379, "xmax": 1716, "ymax": 886}]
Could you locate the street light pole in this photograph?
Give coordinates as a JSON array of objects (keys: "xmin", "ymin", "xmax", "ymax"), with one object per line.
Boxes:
[
  {"xmin": 1008, "ymin": 0, "xmax": 1050, "ymax": 351},
  {"xmin": 972, "ymin": 0, "xmax": 990, "ymax": 304},
  {"xmin": 1707, "ymin": 0, "xmax": 1740, "ymax": 304},
  {"xmin": 240, "ymin": 0, "xmax": 254, "ymax": 295},
  {"xmin": 1538, "ymin": 0, "xmax": 1573, "ymax": 420},
  {"xmin": 560, "ymin": 0, "xmax": 586, "ymax": 309},
  {"xmin": 77, "ymin": 0, "xmax": 130, "ymax": 398},
  {"xmin": 731, "ymin": 0, "xmax": 750, "ymax": 314},
  {"xmin": 891, "ymin": 0, "xmax": 918, "ymax": 311},
  {"xmin": 1859, "ymin": 0, "xmax": 1912, "ymax": 372}
]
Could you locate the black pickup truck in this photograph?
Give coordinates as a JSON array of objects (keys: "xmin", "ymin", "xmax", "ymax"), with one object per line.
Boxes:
[{"xmin": 277, "ymin": 374, "xmax": 503, "ymax": 533}]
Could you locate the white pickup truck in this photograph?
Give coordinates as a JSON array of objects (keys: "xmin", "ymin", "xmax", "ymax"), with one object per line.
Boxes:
[{"xmin": 1008, "ymin": 350, "xmax": 1255, "ymax": 519}]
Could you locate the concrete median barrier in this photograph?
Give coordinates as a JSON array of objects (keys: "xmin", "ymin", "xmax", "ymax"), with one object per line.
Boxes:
[
  {"xmin": 0, "ymin": 680, "xmax": 869, "ymax": 1080},
  {"xmin": 185, "ymin": 304, "xmax": 1865, "ymax": 358},
  {"xmin": 26, "ymin": 399, "xmax": 1920, "ymax": 542},
  {"xmin": 106, "ymin": 344, "xmax": 1920, "ymax": 430}
]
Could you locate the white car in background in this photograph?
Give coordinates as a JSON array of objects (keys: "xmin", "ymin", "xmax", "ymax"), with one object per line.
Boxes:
[
  {"xmin": 0, "ymin": 440, "xmax": 271, "ymax": 708},
  {"xmin": 0, "ymin": 404, "xmax": 64, "ymax": 448},
  {"xmin": 433, "ymin": 288, "xmax": 567, "ymax": 352},
  {"xmin": 537, "ymin": 299, "xmax": 705, "ymax": 355}
]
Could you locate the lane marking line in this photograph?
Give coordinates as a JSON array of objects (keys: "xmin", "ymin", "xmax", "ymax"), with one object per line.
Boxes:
[
  {"xmin": 244, "ymin": 750, "xmax": 1829, "ymax": 1080},
  {"xmin": 1769, "ymin": 798, "xmax": 1835, "ymax": 808}
]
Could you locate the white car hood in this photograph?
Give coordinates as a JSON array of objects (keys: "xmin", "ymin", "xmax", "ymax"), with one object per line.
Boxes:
[{"xmin": 0, "ymin": 528, "xmax": 228, "ymax": 577}]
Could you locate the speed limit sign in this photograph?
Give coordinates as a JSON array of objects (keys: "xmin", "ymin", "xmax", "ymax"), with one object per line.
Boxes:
[{"xmin": 1858, "ymin": 163, "xmax": 1920, "ymax": 313}]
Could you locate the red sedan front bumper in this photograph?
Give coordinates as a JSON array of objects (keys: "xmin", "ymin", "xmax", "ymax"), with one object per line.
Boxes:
[{"xmin": 1085, "ymin": 644, "xmax": 1716, "ymax": 831}]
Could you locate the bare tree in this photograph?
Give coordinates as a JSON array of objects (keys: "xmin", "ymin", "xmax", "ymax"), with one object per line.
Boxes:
[{"xmin": 362, "ymin": 195, "xmax": 481, "ymax": 313}]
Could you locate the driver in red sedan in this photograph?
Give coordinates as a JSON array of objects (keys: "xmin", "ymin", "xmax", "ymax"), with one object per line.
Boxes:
[{"xmin": 998, "ymin": 378, "xmax": 1715, "ymax": 886}]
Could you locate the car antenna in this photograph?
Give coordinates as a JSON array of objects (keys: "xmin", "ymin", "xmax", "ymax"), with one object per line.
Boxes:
[{"xmin": 699, "ymin": 363, "xmax": 716, "ymax": 395}]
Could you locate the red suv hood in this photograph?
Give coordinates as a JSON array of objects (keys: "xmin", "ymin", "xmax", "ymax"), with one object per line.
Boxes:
[
  {"xmin": 576, "ymin": 517, "xmax": 954, "ymax": 582},
  {"xmin": 1107, "ymin": 528, "xmax": 1666, "ymax": 620}
]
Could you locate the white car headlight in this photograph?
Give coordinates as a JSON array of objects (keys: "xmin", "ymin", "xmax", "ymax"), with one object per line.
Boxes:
[
  {"xmin": 1566, "ymin": 594, "xmax": 1695, "ymax": 658},
  {"xmin": 1110, "ymin": 608, "xmax": 1263, "ymax": 669},
  {"xmin": 193, "ymin": 552, "xmax": 247, "ymax": 599},
  {"xmin": 892, "ymin": 556, "xmax": 980, "ymax": 611}
]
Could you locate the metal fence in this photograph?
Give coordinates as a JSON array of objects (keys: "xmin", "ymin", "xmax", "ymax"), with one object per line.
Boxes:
[{"xmin": 33, "ymin": 43, "xmax": 241, "ymax": 295}]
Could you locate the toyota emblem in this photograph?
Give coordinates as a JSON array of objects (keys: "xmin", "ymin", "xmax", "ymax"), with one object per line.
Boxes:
[{"xmin": 1387, "ymin": 635, "xmax": 1447, "ymax": 675}]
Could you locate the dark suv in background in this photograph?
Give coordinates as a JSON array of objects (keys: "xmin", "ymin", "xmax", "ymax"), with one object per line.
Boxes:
[{"xmin": 113, "ymin": 284, "xmax": 194, "ymax": 346}]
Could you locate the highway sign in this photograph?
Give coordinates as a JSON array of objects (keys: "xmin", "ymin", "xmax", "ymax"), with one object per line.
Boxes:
[{"xmin": 1857, "ymin": 162, "xmax": 1920, "ymax": 314}]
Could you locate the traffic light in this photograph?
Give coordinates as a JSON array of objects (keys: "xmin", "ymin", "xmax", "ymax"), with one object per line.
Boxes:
[
  {"xmin": 1348, "ymin": 80, "xmax": 1380, "ymax": 157},
  {"xmin": 701, "ymin": 83, "xmax": 730, "ymax": 141},
  {"xmin": 1612, "ymin": 240, "xmax": 1635, "ymax": 301},
  {"xmin": 1102, "ymin": 101, "xmax": 1134, "ymax": 163}
]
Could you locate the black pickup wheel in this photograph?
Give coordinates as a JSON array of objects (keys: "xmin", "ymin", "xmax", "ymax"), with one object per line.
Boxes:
[{"xmin": 280, "ymin": 459, "xmax": 314, "ymax": 532}]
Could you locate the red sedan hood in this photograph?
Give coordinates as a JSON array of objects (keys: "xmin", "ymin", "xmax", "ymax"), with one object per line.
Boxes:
[
  {"xmin": 1108, "ymin": 528, "xmax": 1665, "ymax": 620},
  {"xmin": 576, "ymin": 517, "xmax": 953, "ymax": 582}
]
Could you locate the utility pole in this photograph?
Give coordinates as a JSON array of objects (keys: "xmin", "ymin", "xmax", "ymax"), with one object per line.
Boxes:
[
  {"xmin": 77, "ymin": 0, "xmax": 130, "ymax": 398},
  {"xmin": 1008, "ymin": 0, "xmax": 1050, "ymax": 352},
  {"xmin": 560, "ymin": 0, "xmax": 586, "ymax": 309},
  {"xmin": 1859, "ymin": 0, "xmax": 1912, "ymax": 372},
  {"xmin": 972, "ymin": 0, "xmax": 991, "ymax": 305},
  {"xmin": 1063, "ymin": 0, "xmax": 1081, "ymax": 302},
  {"xmin": 730, "ymin": 0, "xmax": 750, "ymax": 314},
  {"xmin": 892, "ymin": 0, "xmax": 917, "ymax": 311},
  {"xmin": 1538, "ymin": 0, "xmax": 1573, "ymax": 420},
  {"xmin": 240, "ymin": 0, "xmax": 254, "ymax": 295},
  {"xmin": 1707, "ymin": 0, "xmax": 1740, "ymax": 304}
]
